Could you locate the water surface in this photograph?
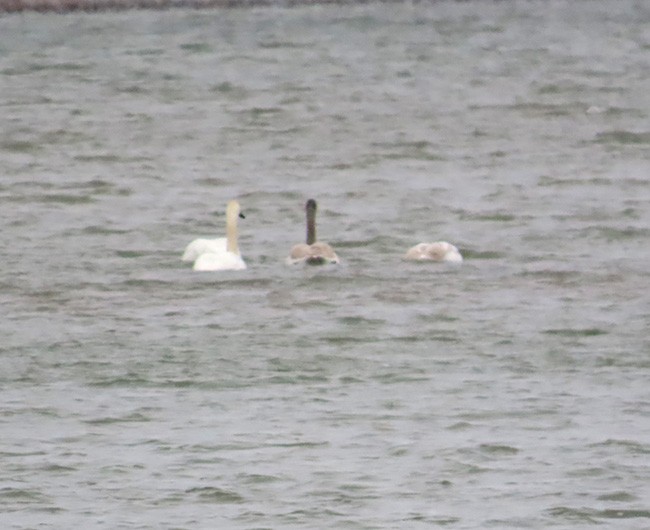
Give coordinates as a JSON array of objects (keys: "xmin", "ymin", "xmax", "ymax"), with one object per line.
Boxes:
[{"xmin": 1, "ymin": 1, "xmax": 650, "ymax": 528}]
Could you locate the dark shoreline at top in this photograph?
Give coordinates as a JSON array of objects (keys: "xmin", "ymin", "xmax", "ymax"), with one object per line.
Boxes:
[{"xmin": 1, "ymin": 0, "xmax": 452, "ymax": 14}]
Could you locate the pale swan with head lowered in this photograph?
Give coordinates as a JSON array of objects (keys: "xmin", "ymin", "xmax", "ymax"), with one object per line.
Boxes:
[
  {"xmin": 182, "ymin": 200, "xmax": 246, "ymax": 271},
  {"xmin": 404, "ymin": 241, "xmax": 462, "ymax": 263},
  {"xmin": 287, "ymin": 199, "xmax": 340, "ymax": 265}
]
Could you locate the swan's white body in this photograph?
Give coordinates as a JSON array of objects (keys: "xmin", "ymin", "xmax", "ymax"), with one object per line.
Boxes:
[
  {"xmin": 287, "ymin": 199, "xmax": 340, "ymax": 265},
  {"xmin": 193, "ymin": 250, "xmax": 246, "ymax": 271},
  {"xmin": 181, "ymin": 237, "xmax": 227, "ymax": 263},
  {"xmin": 183, "ymin": 200, "xmax": 246, "ymax": 272},
  {"xmin": 404, "ymin": 242, "xmax": 462, "ymax": 263}
]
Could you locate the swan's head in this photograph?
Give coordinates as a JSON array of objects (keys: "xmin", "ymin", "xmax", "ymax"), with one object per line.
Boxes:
[
  {"xmin": 437, "ymin": 242, "xmax": 463, "ymax": 262},
  {"xmin": 306, "ymin": 199, "xmax": 317, "ymax": 213},
  {"xmin": 226, "ymin": 200, "xmax": 245, "ymax": 220},
  {"xmin": 445, "ymin": 243, "xmax": 463, "ymax": 263}
]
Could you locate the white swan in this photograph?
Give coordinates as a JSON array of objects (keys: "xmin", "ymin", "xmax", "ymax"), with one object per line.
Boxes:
[
  {"xmin": 183, "ymin": 200, "xmax": 247, "ymax": 271},
  {"xmin": 287, "ymin": 199, "xmax": 340, "ymax": 265},
  {"xmin": 193, "ymin": 249, "xmax": 246, "ymax": 271},
  {"xmin": 181, "ymin": 237, "xmax": 227, "ymax": 263},
  {"xmin": 404, "ymin": 241, "xmax": 463, "ymax": 263}
]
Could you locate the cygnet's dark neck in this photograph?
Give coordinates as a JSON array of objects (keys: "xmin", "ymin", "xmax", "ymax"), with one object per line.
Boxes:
[{"xmin": 306, "ymin": 199, "xmax": 317, "ymax": 245}]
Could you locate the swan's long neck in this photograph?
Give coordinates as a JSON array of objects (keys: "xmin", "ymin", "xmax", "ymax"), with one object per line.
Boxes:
[
  {"xmin": 226, "ymin": 206, "xmax": 240, "ymax": 255},
  {"xmin": 306, "ymin": 201, "xmax": 317, "ymax": 245}
]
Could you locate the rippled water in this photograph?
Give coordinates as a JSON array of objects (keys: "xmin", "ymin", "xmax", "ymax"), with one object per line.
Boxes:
[{"xmin": 2, "ymin": 1, "xmax": 650, "ymax": 528}]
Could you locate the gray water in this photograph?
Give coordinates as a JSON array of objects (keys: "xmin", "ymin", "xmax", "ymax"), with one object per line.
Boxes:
[{"xmin": 1, "ymin": 1, "xmax": 650, "ymax": 528}]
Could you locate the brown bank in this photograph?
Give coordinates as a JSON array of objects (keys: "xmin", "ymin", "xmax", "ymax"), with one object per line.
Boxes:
[{"xmin": 0, "ymin": 0, "xmax": 381, "ymax": 12}]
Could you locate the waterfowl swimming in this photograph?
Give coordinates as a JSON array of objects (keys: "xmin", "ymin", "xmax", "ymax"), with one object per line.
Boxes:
[
  {"xmin": 404, "ymin": 241, "xmax": 463, "ymax": 263},
  {"xmin": 182, "ymin": 235, "xmax": 226, "ymax": 263},
  {"xmin": 182, "ymin": 200, "xmax": 246, "ymax": 271},
  {"xmin": 287, "ymin": 199, "xmax": 340, "ymax": 265}
]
